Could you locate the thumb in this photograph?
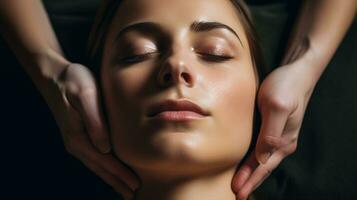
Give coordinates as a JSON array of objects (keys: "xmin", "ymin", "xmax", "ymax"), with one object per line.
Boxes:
[
  {"xmin": 68, "ymin": 88, "xmax": 111, "ymax": 154},
  {"xmin": 255, "ymin": 108, "xmax": 289, "ymax": 164}
]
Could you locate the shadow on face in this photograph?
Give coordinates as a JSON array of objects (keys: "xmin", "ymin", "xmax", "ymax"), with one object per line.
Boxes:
[{"xmin": 99, "ymin": 0, "xmax": 258, "ymax": 179}]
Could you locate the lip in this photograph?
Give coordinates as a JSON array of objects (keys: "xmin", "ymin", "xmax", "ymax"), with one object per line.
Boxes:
[{"xmin": 147, "ymin": 99, "xmax": 210, "ymax": 121}]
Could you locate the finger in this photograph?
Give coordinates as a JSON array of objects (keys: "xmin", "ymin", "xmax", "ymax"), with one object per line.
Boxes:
[
  {"xmin": 231, "ymin": 150, "xmax": 259, "ymax": 193},
  {"xmin": 78, "ymin": 88, "xmax": 111, "ymax": 153},
  {"xmin": 255, "ymin": 106, "xmax": 290, "ymax": 164},
  {"xmin": 237, "ymin": 150, "xmax": 284, "ymax": 200},
  {"xmin": 68, "ymin": 87, "xmax": 111, "ymax": 154},
  {"xmin": 75, "ymin": 138, "xmax": 140, "ymax": 191},
  {"xmin": 96, "ymin": 154, "xmax": 141, "ymax": 191},
  {"xmin": 84, "ymin": 158, "xmax": 135, "ymax": 200}
]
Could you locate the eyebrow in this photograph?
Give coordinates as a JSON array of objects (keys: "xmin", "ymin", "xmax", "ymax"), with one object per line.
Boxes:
[
  {"xmin": 115, "ymin": 20, "xmax": 243, "ymax": 47},
  {"xmin": 191, "ymin": 21, "xmax": 243, "ymax": 46}
]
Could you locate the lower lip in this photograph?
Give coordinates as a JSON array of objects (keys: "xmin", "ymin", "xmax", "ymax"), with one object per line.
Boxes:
[{"xmin": 149, "ymin": 111, "xmax": 206, "ymax": 121}]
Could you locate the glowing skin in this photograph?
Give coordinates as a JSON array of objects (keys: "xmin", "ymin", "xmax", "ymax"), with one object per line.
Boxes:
[{"xmin": 100, "ymin": 0, "xmax": 258, "ymax": 199}]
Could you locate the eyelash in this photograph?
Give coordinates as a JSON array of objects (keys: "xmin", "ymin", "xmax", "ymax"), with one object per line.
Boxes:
[
  {"xmin": 119, "ymin": 52, "xmax": 157, "ymax": 64},
  {"xmin": 118, "ymin": 52, "xmax": 233, "ymax": 64},
  {"xmin": 197, "ymin": 53, "xmax": 234, "ymax": 62}
]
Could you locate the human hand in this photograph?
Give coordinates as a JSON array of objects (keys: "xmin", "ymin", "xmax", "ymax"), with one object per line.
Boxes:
[
  {"xmin": 41, "ymin": 62, "xmax": 140, "ymax": 200},
  {"xmin": 231, "ymin": 57, "xmax": 319, "ymax": 199}
]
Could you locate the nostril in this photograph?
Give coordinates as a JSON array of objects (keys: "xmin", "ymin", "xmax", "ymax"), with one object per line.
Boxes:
[{"xmin": 182, "ymin": 73, "xmax": 192, "ymax": 85}]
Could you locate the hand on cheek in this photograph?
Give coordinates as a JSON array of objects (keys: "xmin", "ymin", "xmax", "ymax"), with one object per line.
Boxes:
[{"xmin": 231, "ymin": 62, "xmax": 316, "ymax": 199}]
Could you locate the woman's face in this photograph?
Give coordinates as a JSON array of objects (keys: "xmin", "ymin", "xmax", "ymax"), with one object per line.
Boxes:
[{"xmin": 101, "ymin": 0, "xmax": 258, "ymax": 177}]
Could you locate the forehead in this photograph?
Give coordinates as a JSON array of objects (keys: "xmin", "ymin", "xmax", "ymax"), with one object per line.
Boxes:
[
  {"xmin": 107, "ymin": 0, "xmax": 247, "ymax": 42},
  {"xmin": 115, "ymin": 0, "xmax": 239, "ymax": 21}
]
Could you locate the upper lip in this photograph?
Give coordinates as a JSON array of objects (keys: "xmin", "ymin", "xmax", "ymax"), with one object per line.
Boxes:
[{"xmin": 147, "ymin": 99, "xmax": 210, "ymax": 117}]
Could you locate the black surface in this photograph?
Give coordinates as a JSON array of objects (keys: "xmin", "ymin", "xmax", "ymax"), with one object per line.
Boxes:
[{"xmin": 1, "ymin": 1, "xmax": 356, "ymax": 199}]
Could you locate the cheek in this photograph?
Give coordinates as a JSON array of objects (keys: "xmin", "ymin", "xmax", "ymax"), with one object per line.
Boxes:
[
  {"xmin": 111, "ymin": 65, "xmax": 153, "ymax": 97},
  {"xmin": 102, "ymin": 60, "xmax": 154, "ymax": 122},
  {"xmin": 101, "ymin": 62, "xmax": 160, "ymax": 165},
  {"xmin": 205, "ymin": 62, "xmax": 257, "ymax": 160}
]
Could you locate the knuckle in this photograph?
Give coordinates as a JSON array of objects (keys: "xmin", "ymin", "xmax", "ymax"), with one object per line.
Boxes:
[
  {"xmin": 262, "ymin": 135, "xmax": 281, "ymax": 149},
  {"xmin": 283, "ymin": 142, "xmax": 298, "ymax": 156},
  {"xmin": 267, "ymin": 97, "xmax": 292, "ymax": 112},
  {"xmin": 289, "ymin": 133, "xmax": 298, "ymax": 142},
  {"xmin": 65, "ymin": 81, "xmax": 80, "ymax": 94},
  {"xmin": 79, "ymin": 86, "xmax": 96, "ymax": 98}
]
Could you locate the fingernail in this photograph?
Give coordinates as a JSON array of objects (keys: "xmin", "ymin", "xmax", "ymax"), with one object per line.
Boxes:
[
  {"xmin": 258, "ymin": 152, "xmax": 271, "ymax": 165},
  {"xmin": 96, "ymin": 142, "xmax": 111, "ymax": 154}
]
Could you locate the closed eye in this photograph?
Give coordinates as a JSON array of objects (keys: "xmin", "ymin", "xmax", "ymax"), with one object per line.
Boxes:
[
  {"xmin": 118, "ymin": 52, "xmax": 233, "ymax": 64},
  {"xmin": 118, "ymin": 52, "xmax": 158, "ymax": 64},
  {"xmin": 197, "ymin": 53, "xmax": 234, "ymax": 62}
]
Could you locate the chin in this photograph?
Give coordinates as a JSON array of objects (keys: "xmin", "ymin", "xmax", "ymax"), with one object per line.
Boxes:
[{"xmin": 115, "ymin": 132, "xmax": 244, "ymax": 180}]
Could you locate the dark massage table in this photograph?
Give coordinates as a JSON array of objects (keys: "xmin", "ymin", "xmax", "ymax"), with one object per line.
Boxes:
[{"xmin": 1, "ymin": 0, "xmax": 356, "ymax": 199}]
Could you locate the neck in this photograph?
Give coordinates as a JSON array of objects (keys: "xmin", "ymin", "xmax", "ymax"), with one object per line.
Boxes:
[{"xmin": 133, "ymin": 166, "xmax": 237, "ymax": 200}]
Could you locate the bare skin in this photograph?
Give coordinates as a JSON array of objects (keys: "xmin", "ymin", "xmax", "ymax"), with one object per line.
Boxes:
[
  {"xmin": 100, "ymin": 0, "xmax": 257, "ymax": 199},
  {"xmin": 232, "ymin": 1, "xmax": 357, "ymax": 199},
  {"xmin": 1, "ymin": 0, "xmax": 355, "ymax": 199},
  {"xmin": 0, "ymin": 1, "xmax": 139, "ymax": 199}
]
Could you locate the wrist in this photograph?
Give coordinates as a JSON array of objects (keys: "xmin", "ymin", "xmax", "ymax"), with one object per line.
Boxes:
[
  {"xmin": 27, "ymin": 48, "xmax": 71, "ymax": 94},
  {"xmin": 287, "ymin": 45, "xmax": 329, "ymax": 87},
  {"xmin": 281, "ymin": 32, "xmax": 332, "ymax": 85},
  {"xmin": 304, "ymin": 47, "xmax": 329, "ymax": 81},
  {"xmin": 35, "ymin": 48, "xmax": 70, "ymax": 80}
]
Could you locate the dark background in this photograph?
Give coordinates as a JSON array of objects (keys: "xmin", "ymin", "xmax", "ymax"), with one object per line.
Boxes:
[{"xmin": 1, "ymin": 0, "xmax": 356, "ymax": 199}]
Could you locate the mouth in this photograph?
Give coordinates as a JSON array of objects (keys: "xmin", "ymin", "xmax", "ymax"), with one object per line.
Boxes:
[{"xmin": 147, "ymin": 99, "xmax": 210, "ymax": 121}]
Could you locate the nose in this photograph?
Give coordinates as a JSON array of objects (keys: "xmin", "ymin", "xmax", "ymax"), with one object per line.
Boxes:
[{"xmin": 156, "ymin": 47, "xmax": 196, "ymax": 88}]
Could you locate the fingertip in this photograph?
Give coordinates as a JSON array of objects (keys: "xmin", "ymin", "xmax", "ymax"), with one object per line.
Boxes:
[
  {"xmin": 232, "ymin": 168, "xmax": 251, "ymax": 193},
  {"xmin": 232, "ymin": 174, "xmax": 244, "ymax": 192},
  {"xmin": 237, "ymin": 192, "xmax": 247, "ymax": 200},
  {"xmin": 127, "ymin": 176, "xmax": 141, "ymax": 192},
  {"xmin": 237, "ymin": 186, "xmax": 250, "ymax": 200},
  {"xmin": 96, "ymin": 142, "xmax": 111, "ymax": 154}
]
